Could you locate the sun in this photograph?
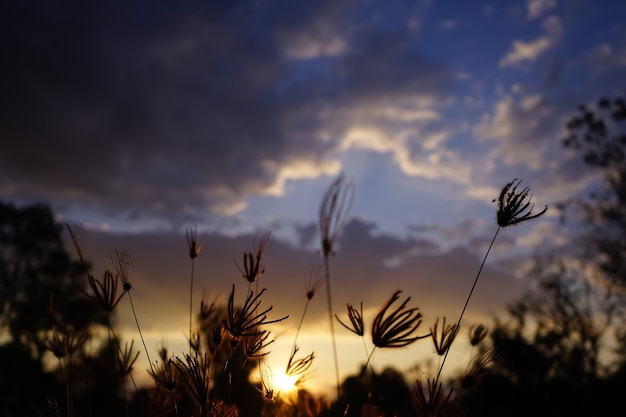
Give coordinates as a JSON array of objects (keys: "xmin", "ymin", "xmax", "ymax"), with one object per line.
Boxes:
[{"xmin": 273, "ymin": 371, "xmax": 299, "ymax": 393}]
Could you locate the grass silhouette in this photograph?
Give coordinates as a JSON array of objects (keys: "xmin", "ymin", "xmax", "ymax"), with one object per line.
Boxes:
[{"xmin": 3, "ymin": 176, "xmax": 547, "ymax": 417}]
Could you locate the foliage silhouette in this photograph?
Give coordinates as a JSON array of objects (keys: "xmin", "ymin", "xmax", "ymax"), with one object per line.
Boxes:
[
  {"xmin": 561, "ymin": 94, "xmax": 626, "ymax": 289},
  {"xmin": 459, "ymin": 97, "xmax": 626, "ymax": 417}
]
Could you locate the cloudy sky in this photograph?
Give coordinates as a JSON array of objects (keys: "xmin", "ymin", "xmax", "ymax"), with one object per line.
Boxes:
[{"xmin": 2, "ymin": 0, "xmax": 625, "ymax": 397}]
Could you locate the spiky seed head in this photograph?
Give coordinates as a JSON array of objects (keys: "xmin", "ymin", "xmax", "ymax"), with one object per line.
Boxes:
[
  {"xmin": 209, "ymin": 323, "xmax": 225, "ymax": 355},
  {"xmin": 186, "ymin": 226, "xmax": 202, "ymax": 259},
  {"xmin": 335, "ymin": 302, "xmax": 365, "ymax": 337},
  {"xmin": 111, "ymin": 249, "xmax": 134, "ymax": 291},
  {"xmin": 116, "ymin": 340, "xmax": 140, "ymax": 378},
  {"xmin": 469, "ymin": 324, "xmax": 489, "ymax": 346},
  {"xmin": 411, "ymin": 379, "xmax": 462, "ymax": 417},
  {"xmin": 83, "ymin": 270, "xmax": 125, "ymax": 313},
  {"xmin": 244, "ymin": 330, "xmax": 274, "ymax": 358},
  {"xmin": 371, "ymin": 291, "xmax": 430, "ymax": 348},
  {"xmin": 430, "ymin": 317, "xmax": 458, "ymax": 356},
  {"xmin": 319, "ymin": 172, "xmax": 355, "ymax": 257},
  {"xmin": 223, "ymin": 284, "xmax": 289, "ymax": 339},
  {"xmin": 150, "ymin": 358, "xmax": 177, "ymax": 392},
  {"xmin": 495, "ymin": 179, "xmax": 548, "ymax": 227},
  {"xmin": 257, "ymin": 363, "xmax": 276, "ymax": 402},
  {"xmin": 286, "ymin": 345, "xmax": 315, "ymax": 379},
  {"xmin": 44, "ymin": 327, "xmax": 89, "ymax": 359},
  {"xmin": 462, "ymin": 348, "xmax": 498, "ymax": 390},
  {"xmin": 305, "ymin": 268, "xmax": 324, "ymax": 300}
]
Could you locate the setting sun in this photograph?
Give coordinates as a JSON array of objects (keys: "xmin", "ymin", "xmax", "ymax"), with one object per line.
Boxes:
[{"xmin": 273, "ymin": 371, "xmax": 299, "ymax": 393}]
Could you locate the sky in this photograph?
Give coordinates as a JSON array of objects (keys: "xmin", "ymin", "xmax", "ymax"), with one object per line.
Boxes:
[{"xmin": 2, "ymin": 0, "xmax": 626, "ymax": 398}]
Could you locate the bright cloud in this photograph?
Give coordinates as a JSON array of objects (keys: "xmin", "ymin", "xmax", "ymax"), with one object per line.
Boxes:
[
  {"xmin": 527, "ymin": 0, "xmax": 557, "ymax": 20},
  {"xmin": 499, "ymin": 15, "xmax": 563, "ymax": 68}
]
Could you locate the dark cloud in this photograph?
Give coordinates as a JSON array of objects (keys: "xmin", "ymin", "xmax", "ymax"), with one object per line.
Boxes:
[
  {"xmin": 0, "ymin": 0, "xmax": 453, "ymax": 228},
  {"xmin": 74, "ymin": 216, "xmax": 523, "ymax": 334}
]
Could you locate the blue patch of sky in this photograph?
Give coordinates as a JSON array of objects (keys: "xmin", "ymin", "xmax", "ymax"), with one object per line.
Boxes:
[{"xmin": 338, "ymin": 150, "xmax": 491, "ymax": 234}]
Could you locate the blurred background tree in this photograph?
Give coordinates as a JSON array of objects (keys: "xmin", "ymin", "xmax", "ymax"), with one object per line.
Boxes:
[
  {"xmin": 460, "ymin": 95, "xmax": 626, "ymax": 417},
  {"xmin": 0, "ymin": 201, "xmax": 116, "ymax": 415},
  {"xmin": 0, "ymin": 202, "xmax": 104, "ymax": 353}
]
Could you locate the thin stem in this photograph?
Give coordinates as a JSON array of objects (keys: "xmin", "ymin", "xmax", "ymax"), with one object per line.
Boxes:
[
  {"xmin": 290, "ymin": 299, "xmax": 311, "ymax": 358},
  {"xmin": 127, "ymin": 291, "xmax": 156, "ymax": 378},
  {"xmin": 189, "ymin": 258, "xmax": 195, "ymax": 355},
  {"xmin": 434, "ymin": 226, "xmax": 501, "ymax": 386},
  {"xmin": 323, "ymin": 254, "xmax": 341, "ymax": 400}
]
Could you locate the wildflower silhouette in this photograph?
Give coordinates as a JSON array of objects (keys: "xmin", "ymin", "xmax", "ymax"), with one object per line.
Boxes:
[
  {"xmin": 411, "ymin": 378, "xmax": 462, "ymax": 417},
  {"xmin": 112, "ymin": 249, "xmax": 157, "ymax": 379},
  {"xmin": 319, "ymin": 172, "xmax": 354, "ymax": 398},
  {"xmin": 186, "ymin": 226, "xmax": 202, "ymax": 354},
  {"xmin": 434, "ymin": 178, "xmax": 547, "ymax": 385}
]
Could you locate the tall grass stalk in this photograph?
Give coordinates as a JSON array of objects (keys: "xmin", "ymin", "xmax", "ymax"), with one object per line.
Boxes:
[
  {"xmin": 186, "ymin": 226, "xmax": 202, "ymax": 355},
  {"xmin": 319, "ymin": 173, "xmax": 354, "ymax": 399},
  {"xmin": 434, "ymin": 179, "xmax": 547, "ymax": 385},
  {"xmin": 433, "ymin": 226, "xmax": 499, "ymax": 386}
]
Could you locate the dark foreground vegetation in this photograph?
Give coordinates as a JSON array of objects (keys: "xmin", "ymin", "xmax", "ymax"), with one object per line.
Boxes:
[{"xmin": 2, "ymin": 97, "xmax": 626, "ymax": 416}]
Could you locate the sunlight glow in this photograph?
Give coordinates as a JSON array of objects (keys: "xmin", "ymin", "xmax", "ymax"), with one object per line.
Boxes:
[{"xmin": 273, "ymin": 372, "xmax": 299, "ymax": 393}]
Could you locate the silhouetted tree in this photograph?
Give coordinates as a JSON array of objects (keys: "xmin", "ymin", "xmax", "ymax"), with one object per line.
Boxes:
[
  {"xmin": 0, "ymin": 201, "xmax": 114, "ymax": 416},
  {"xmin": 461, "ymin": 256, "xmax": 623, "ymax": 417},
  {"xmin": 561, "ymin": 95, "xmax": 626, "ymax": 289},
  {"xmin": 0, "ymin": 201, "xmax": 105, "ymax": 355},
  {"xmin": 324, "ymin": 364, "xmax": 416, "ymax": 417},
  {"xmin": 460, "ymin": 96, "xmax": 626, "ymax": 417}
]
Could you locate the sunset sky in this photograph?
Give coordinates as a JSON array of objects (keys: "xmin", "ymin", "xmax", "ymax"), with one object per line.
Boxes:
[{"xmin": 2, "ymin": 0, "xmax": 625, "ymax": 398}]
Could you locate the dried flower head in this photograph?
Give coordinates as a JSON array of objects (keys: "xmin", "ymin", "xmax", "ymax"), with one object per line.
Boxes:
[
  {"xmin": 469, "ymin": 324, "xmax": 489, "ymax": 346},
  {"xmin": 305, "ymin": 267, "xmax": 325, "ymax": 300},
  {"xmin": 372, "ymin": 291, "xmax": 429, "ymax": 348},
  {"xmin": 411, "ymin": 379, "xmax": 462, "ymax": 417},
  {"xmin": 186, "ymin": 226, "xmax": 202, "ymax": 260},
  {"xmin": 150, "ymin": 358, "xmax": 177, "ymax": 392},
  {"xmin": 285, "ymin": 345, "xmax": 315, "ymax": 380},
  {"xmin": 44, "ymin": 327, "xmax": 89, "ymax": 359},
  {"xmin": 335, "ymin": 302, "xmax": 365, "ymax": 336},
  {"xmin": 462, "ymin": 348, "xmax": 498, "ymax": 390},
  {"xmin": 116, "ymin": 340, "xmax": 140, "ymax": 377},
  {"xmin": 235, "ymin": 232, "xmax": 271, "ymax": 283},
  {"xmin": 83, "ymin": 271, "xmax": 125, "ymax": 313},
  {"xmin": 223, "ymin": 285, "xmax": 289, "ymax": 339},
  {"xmin": 257, "ymin": 363, "xmax": 276, "ymax": 402},
  {"xmin": 319, "ymin": 172, "xmax": 355, "ymax": 257},
  {"xmin": 495, "ymin": 179, "xmax": 548, "ymax": 227},
  {"xmin": 157, "ymin": 341, "xmax": 169, "ymax": 363},
  {"xmin": 209, "ymin": 323, "xmax": 225, "ymax": 355},
  {"xmin": 111, "ymin": 249, "xmax": 134, "ymax": 291},
  {"xmin": 244, "ymin": 330, "xmax": 274, "ymax": 358},
  {"xmin": 174, "ymin": 353, "xmax": 211, "ymax": 408},
  {"xmin": 430, "ymin": 317, "xmax": 458, "ymax": 356},
  {"xmin": 200, "ymin": 291, "xmax": 219, "ymax": 320},
  {"xmin": 189, "ymin": 332, "xmax": 201, "ymax": 353}
]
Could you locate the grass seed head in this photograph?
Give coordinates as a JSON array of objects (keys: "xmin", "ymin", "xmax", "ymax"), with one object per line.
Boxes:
[
  {"xmin": 430, "ymin": 317, "xmax": 458, "ymax": 356},
  {"xmin": 186, "ymin": 225, "xmax": 202, "ymax": 260},
  {"xmin": 319, "ymin": 172, "xmax": 355, "ymax": 257},
  {"xmin": 83, "ymin": 270, "xmax": 125, "ymax": 313},
  {"xmin": 411, "ymin": 379, "xmax": 463, "ymax": 417},
  {"xmin": 495, "ymin": 178, "xmax": 548, "ymax": 227},
  {"xmin": 116, "ymin": 340, "xmax": 140, "ymax": 378},
  {"xmin": 335, "ymin": 302, "xmax": 365, "ymax": 336},
  {"xmin": 111, "ymin": 249, "xmax": 134, "ymax": 291},
  {"xmin": 469, "ymin": 324, "xmax": 489, "ymax": 346},
  {"xmin": 371, "ymin": 291, "xmax": 430, "ymax": 348}
]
